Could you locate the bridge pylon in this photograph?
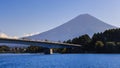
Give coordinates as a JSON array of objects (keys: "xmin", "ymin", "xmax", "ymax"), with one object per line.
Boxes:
[{"xmin": 44, "ymin": 48, "xmax": 53, "ymax": 54}]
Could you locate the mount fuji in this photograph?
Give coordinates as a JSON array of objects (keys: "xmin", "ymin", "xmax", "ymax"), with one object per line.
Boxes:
[{"xmin": 26, "ymin": 14, "xmax": 117, "ymax": 41}]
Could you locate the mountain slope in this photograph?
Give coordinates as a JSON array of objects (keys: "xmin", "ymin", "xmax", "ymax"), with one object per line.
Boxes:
[{"xmin": 27, "ymin": 14, "xmax": 117, "ymax": 41}]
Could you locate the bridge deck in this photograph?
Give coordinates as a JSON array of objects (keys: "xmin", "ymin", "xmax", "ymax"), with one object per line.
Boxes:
[{"xmin": 0, "ymin": 38, "xmax": 81, "ymax": 48}]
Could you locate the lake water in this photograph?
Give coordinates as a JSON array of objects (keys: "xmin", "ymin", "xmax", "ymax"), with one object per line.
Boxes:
[{"xmin": 0, "ymin": 54, "xmax": 120, "ymax": 68}]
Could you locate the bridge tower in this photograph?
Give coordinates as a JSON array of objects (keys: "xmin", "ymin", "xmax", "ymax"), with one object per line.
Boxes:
[{"xmin": 44, "ymin": 48, "xmax": 53, "ymax": 54}]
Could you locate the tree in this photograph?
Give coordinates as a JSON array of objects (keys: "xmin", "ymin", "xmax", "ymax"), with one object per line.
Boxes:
[
  {"xmin": 26, "ymin": 45, "xmax": 44, "ymax": 53},
  {"xmin": 116, "ymin": 42, "xmax": 120, "ymax": 53},
  {"xmin": 105, "ymin": 42, "xmax": 116, "ymax": 53},
  {"xmin": 65, "ymin": 39, "xmax": 72, "ymax": 44},
  {"xmin": 0, "ymin": 45, "xmax": 10, "ymax": 53},
  {"xmin": 95, "ymin": 41, "xmax": 104, "ymax": 47},
  {"xmin": 95, "ymin": 41, "xmax": 104, "ymax": 53},
  {"xmin": 71, "ymin": 34, "xmax": 91, "ymax": 45},
  {"xmin": 63, "ymin": 28, "xmax": 120, "ymax": 53}
]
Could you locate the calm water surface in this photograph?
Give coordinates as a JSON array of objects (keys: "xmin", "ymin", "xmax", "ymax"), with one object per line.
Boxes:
[{"xmin": 0, "ymin": 54, "xmax": 120, "ymax": 68}]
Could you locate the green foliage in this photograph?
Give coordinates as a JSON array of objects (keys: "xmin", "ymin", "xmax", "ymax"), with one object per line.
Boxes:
[
  {"xmin": 26, "ymin": 45, "xmax": 44, "ymax": 53},
  {"xmin": 95, "ymin": 41, "xmax": 104, "ymax": 47},
  {"xmin": 0, "ymin": 45, "xmax": 10, "ymax": 53},
  {"xmin": 64, "ymin": 28, "xmax": 120, "ymax": 53},
  {"xmin": 106, "ymin": 42, "xmax": 115, "ymax": 46},
  {"xmin": 61, "ymin": 48, "xmax": 67, "ymax": 53},
  {"xmin": 65, "ymin": 34, "xmax": 91, "ymax": 45},
  {"xmin": 104, "ymin": 42, "xmax": 116, "ymax": 53}
]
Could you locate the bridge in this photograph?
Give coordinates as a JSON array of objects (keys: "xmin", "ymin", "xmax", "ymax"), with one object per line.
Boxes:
[{"xmin": 0, "ymin": 38, "xmax": 81, "ymax": 54}]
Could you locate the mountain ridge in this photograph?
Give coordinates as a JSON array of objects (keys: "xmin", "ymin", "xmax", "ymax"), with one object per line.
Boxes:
[{"xmin": 26, "ymin": 14, "xmax": 117, "ymax": 41}]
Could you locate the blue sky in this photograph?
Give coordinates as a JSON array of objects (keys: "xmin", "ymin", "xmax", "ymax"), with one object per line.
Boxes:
[{"xmin": 0, "ymin": 0, "xmax": 120, "ymax": 37}]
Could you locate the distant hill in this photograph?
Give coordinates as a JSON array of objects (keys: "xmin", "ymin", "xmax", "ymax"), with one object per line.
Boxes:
[{"xmin": 26, "ymin": 14, "xmax": 117, "ymax": 41}]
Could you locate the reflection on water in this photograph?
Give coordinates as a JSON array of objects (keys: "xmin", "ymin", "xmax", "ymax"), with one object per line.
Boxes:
[{"xmin": 0, "ymin": 54, "xmax": 120, "ymax": 68}]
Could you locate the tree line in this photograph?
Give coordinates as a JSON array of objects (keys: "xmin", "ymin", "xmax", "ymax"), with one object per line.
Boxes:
[{"xmin": 64, "ymin": 28, "xmax": 120, "ymax": 53}]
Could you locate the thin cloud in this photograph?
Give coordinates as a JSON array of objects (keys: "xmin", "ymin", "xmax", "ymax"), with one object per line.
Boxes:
[
  {"xmin": 23, "ymin": 32, "xmax": 40, "ymax": 37},
  {"xmin": 0, "ymin": 33, "xmax": 8, "ymax": 38},
  {"xmin": 0, "ymin": 32, "xmax": 18, "ymax": 39}
]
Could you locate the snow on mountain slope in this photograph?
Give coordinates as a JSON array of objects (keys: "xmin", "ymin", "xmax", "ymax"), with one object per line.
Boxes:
[{"xmin": 26, "ymin": 14, "xmax": 117, "ymax": 41}]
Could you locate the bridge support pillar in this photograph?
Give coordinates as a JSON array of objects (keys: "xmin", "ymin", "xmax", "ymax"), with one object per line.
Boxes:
[{"xmin": 44, "ymin": 48, "xmax": 53, "ymax": 54}]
